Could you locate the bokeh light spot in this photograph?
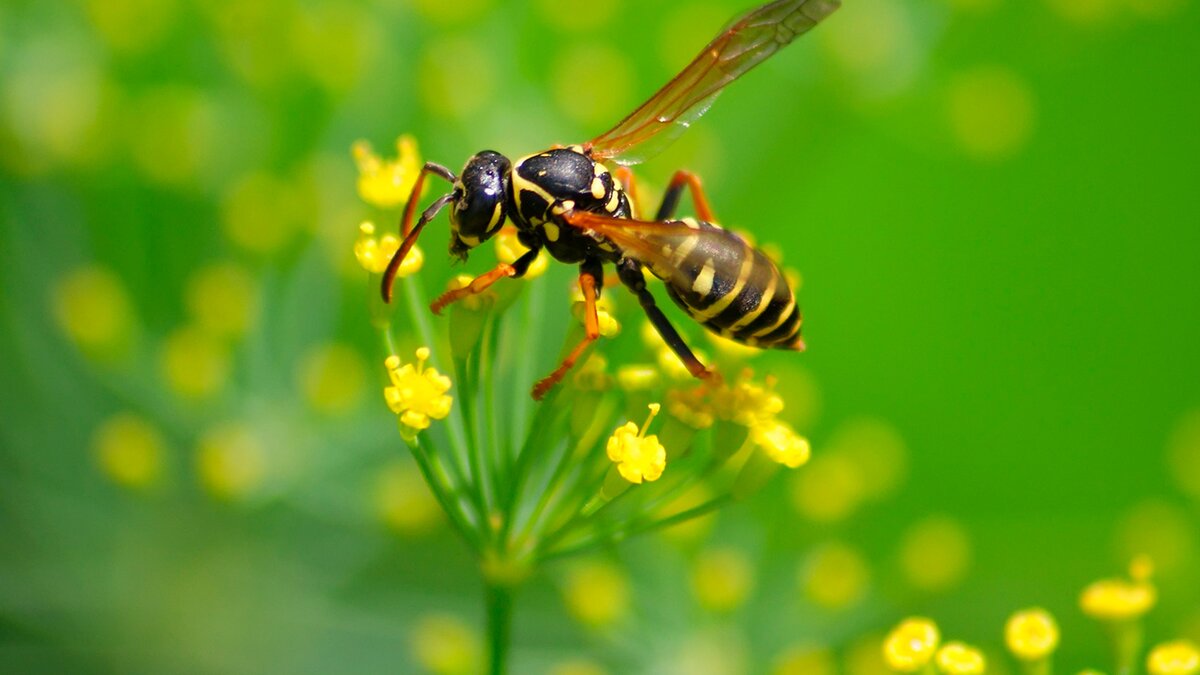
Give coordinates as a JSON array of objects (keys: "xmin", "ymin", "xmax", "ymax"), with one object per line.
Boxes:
[
  {"xmin": 221, "ymin": 171, "xmax": 308, "ymax": 253},
  {"xmin": 562, "ymin": 560, "xmax": 630, "ymax": 629},
  {"xmin": 53, "ymin": 265, "xmax": 137, "ymax": 359},
  {"xmin": 93, "ymin": 413, "xmax": 166, "ymax": 490},
  {"xmin": 127, "ymin": 86, "xmax": 219, "ymax": 188},
  {"xmin": 691, "ymin": 547, "xmax": 754, "ymax": 613},
  {"xmin": 821, "ymin": 0, "xmax": 921, "ymax": 98},
  {"xmin": 551, "ymin": 44, "xmax": 634, "ymax": 129},
  {"xmin": 829, "ymin": 417, "xmax": 908, "ymax": 500},
  {"xmin": 772, "ymin": 644, "xmax": 837, "ymax": 675},
  {"xmin": 373, "ymin": 460, "xmax": 440, "ymax": 535},
  {"xmin": 536, "ymin": 0, "xmax": 620, "ymax": 29},
  {"xmin": 791, "ymin": 453, "xmax": 865, "ymax": 523},
  {"xmin": 410, "ymin": 613, "xmax": 480, "ymax": 675},
  {"xmin": 899, "ymin": 515, "xmax": 972, "ymax": 592},
  {"xmin": 160, "ymin": 326, "xmax": 232, "ymax": 399},
  {"xmin": 410, "ymin": 0, "xmax": 495, "ymax": 24},
  {"xmin": 1167, "ymin": 409, "xmax": 1200, "ymax": 500},
  {"xmin": 801, "ymin": 541, "xmax": 871, "ymax": 610},
  {"xmin": 299, "ymin": 343, "xmax": 368, "ymax": 416},
  {"xmin": 418, "ymin": 36, "xmax": 495, "ymax": 119},
  {"xmin": 185, "ymin": 261, "xmax": 260, "ymax": 340},
  {"xmin": 84, "ymin": 0, "xmax": 179, "ymax": 53},
  {"xmin": 946, "ymin": 66, "xmax": 1037, "ymax": 161},
  {"xmin": 196, "ymin": 422, "xmax": 267, "ymax": 501},
  {"xmin": 1115, "ymin": 499, "xmax": 1197, "ymax": 577}
]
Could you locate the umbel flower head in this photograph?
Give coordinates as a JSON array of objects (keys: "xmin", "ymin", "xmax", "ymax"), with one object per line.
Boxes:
[{"xmin": 351, "ymin": 133, "xmax": 816, "ymax": 674}]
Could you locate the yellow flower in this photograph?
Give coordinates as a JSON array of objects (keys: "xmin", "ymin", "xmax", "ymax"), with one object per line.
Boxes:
[
  {"xmin": 712, "ymin": 370, "xmax": 784, "ymax": 427},
  {"xmin": 616, "ymin": 364, "xmax": 660, "ymax": 392},
  {"xmin": 935, "ymin": 642, "xmax": 986, "ymax": 675},
  {"xmin": 494, "ymin": 227, "xmax": 547, "ymax": 279},
  {"xmin": 751, "ymin": 419, "xmax": 811, "ymax": 468},
  {"xmin": 883, "ymin": 618, "xmax": 941, "ymax": 672},
  {"xmin": 384, "ymin": 347, "xmax": 453, "ymax": 440},
  {"xmin": 606, "ymin": 403, "xmax": 667, "ymax": 484},
  {"xmin": 354, "ymin": 220, "xmax": 423, "ymax": 276},
  {"xmin": 1006, "ymin": 608, "xmax": 1059, "ymax": 661},
  {"xmin": 667, "ymin": 384, "xmax": 715, "ymax": 429},
  {"xmin": 573, "ymin": 300, "xmax": 620, "ymax": 337},
  {"xmin": 1147, "ymin": 640, "xmax": 1200, "ymax": 675},
  {"xmin": 353, "ymin": 134, "xmax": 424, "ymax": 209},
  {"xmin": 1079, "ymin": 562, "xmax": 1157, "ymax": 621}
]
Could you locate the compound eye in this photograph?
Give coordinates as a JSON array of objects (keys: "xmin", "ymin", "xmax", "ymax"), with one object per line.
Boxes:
[{"xmin": 450, "ymin": 152, "xmax": 510, "ymax": 245}]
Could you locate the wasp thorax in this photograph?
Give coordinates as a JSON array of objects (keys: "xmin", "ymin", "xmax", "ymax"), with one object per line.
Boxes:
[{"xmin": 449, "ymin": 151, "xmax": 511, "ymax": 259}]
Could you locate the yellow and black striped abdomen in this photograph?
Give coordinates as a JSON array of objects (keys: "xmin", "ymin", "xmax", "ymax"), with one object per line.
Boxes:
[{"xmin": 645, "ymin": 220, "xmax": 802, "ymax": 350}]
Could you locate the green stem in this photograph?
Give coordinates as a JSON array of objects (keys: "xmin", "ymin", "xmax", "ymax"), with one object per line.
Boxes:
[
  {"xmin": 538, "ymin": 495, "xmax": 732, "ymax": 562},
  {"xmin": 484, "ymin": 579, "xmax": 515, "ymax": 675}
]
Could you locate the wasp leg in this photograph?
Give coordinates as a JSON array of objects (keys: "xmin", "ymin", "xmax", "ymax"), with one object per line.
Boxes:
[
  {"xmin": 382, "ymin": 192, "xmax": 455, "ymax": 303},
  {"xmin": 532, "ymin": 260, "xmax": 604, "ymax": 400},
  {"xmin": 400, "ymin": 162, "xmax": 457, "ymax": 237},
  {"xmin": 429, "ymin": 248, "xmax": 540, "ymax": 315},
  {"xmin": 616, "ymin": 258, "xmax": 711, "ymax": 380},
  {"xmin": 655, "ymin": 170, "xmax": 716, "ymax": 223},
  {"xmin": 613, "ymin": 166, "xmax": 641, "ymax": 218}
]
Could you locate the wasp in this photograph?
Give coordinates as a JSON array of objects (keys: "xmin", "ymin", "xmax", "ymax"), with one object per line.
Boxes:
[{"xmin": 382, "ymin": 0, "xmax": 839, "ymax": 400}]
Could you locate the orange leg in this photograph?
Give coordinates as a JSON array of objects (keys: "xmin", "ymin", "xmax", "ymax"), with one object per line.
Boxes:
[
  {"xmin": 381, "ymin": 162, "xmax": 456, "ymax": 303},
  {"xmin": 430, "ymin": 263, "xmax": 516, "ymax": 315},
  {"xmin": 532, "ymin": 268, "xmax": 602, "ymax": 400},
  {"xmin": 613, "ymin": 166, "xmax": 641, "ymax": 218},
  {"xmin": 656, "ymin": 170, "xmax": 716, "ymax": 223}
]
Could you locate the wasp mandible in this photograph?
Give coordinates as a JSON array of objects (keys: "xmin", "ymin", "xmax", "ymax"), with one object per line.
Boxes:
[{"xmin": 382, "ymin": 0, "xmax": 840, "ymax": 400}]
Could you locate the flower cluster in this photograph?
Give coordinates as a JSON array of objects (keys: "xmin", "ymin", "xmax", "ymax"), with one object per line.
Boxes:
[
  {"xmin": 352, "ymin": 133, "xmax": 818, "ymax": 674},
  {"xmin": 882, "ymin": 558, "xmax": 1198, "ymax": 675}
]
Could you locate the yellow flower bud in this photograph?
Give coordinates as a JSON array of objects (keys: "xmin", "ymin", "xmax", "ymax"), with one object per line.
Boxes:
[
  {"xmin": 935, "ymin": 642, "xmax": 985, "ymax": 675},
  {"xmin": 883, "ymin": 618, "xmax": 941, "ymax": 672},
  {"xmin": 1006, "ymin": 608, "xmax": 1059, "ymax": 661},
  {"xmin": 1148, "ymin": 640, "xmax": 1200, "ymax": 675}
]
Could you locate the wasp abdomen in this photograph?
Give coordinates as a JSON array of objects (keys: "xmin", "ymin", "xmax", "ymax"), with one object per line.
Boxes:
[{"xmin": 649, "ymin": 220, "xmax": 802, "ymax": 350}]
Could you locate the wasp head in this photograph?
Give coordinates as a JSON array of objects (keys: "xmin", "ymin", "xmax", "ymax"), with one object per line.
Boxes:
[{"xmin": 448, "ymin": 151, "xmax": 511, "ymax": 260}]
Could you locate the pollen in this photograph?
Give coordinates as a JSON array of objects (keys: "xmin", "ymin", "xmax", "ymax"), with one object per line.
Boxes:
[
  {"xmin": 1147, "ymin": 640, "xmax": 1200, "ymax": 675},
  {"xmin": 751, "ymin": 419, "xmax": 811, "ymax": 468},
  {"xmin": 935, "ymin": 642, "xmax": 986, "ymax": 675},
  {"xmin": 384, "ymin": 347, "xmax": 453, "ymax": 441},
  {"xmin": 883, "ymin": 617, "xmax": 941, "ymax": 672},
  {"xmin": 352, "ymin": 134, "xmax": 424, "ymax": 209},
  {"xmin": 1006, "ymin": 608, "xmax": 1059, "ymax": 660},
  {"xmin": 355, "ymin": 220, "xmax": 424, "ymax": 276},
  {"xmin": 494, "ymin": 228, "xmax": 548, "ymax": 279},
  {"xmin": 1079, "ymin": 560, "xmax": 1157, "ymax": 621},
  {"xmin": 606, "ymin": 403, "xmax": 667, "ymax": 484}
]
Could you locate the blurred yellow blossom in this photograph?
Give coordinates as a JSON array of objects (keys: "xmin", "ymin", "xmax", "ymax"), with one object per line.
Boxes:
[
  {"xmin": 1167, "ymin": 409, "xmax": 1200, "ymax": 501},
  {"xmin": 751, "ymin": 419, "xmax": 811, "ymax": 468},
  {"xmin": 1080, "ymin": 559, "xmax": 1157, "ymax": 621},
  {"xmin": 1147, "ymin": 640, "xmax": 1200, "ymax": 675},
  {"xmin": 352, "ymin": 135, "xmax": 424, "ymax": 209},
  {"xmin": 899, "ymin": 515, "xmax": 972, "ymax": 592},
  {"xmin": 160, "ymin": 326, "xmax": 231, "ymax": 399},
  {"xmin": 299, "ymin": 343, "xmax": 367, "ymax": 415},
  {"xmin": 947, "ymin": 66, "xmax": 1036, "ymax": 161},
  {"xmin": 185, "ymin": 261, "xmax": 259, "ymax": 339},
  {"xmin": 616, "ymin": 364, "xmax": 661, "ymax": 392},
  {"xmin": 410, "ymin": 613, "xmax": 480, "ymax": 675},
  {"xmin": 562, "ymin": 560, "xmax": 629, "ymax": 629},
  {"xmin": 196, "ymin": 422, "xmax": 266, "ymax": 501},
  {"xmin": 691, "ymin": 547, "xmax": 754, "ymax": 613},
  {"xmin": 354, "ymin": 221, "xmax": 424, "ymax": 276},
  {"xmin": 374, "ymin": 461, "xmax": 440, "ymax": 535},
  {"xmin": 772, "ymin": 644, "xmax": 837, "ymax": 675},
  {"xmin": 549, "ymin": 660, "xmax": 608, "ymax": 675},
  {"xmin": 606, "ymin": 403, "xmax": 667, "ymax": 484},
  {"xmin": 936, "ymin": 642, "xmax": 986, "ymax": 675},
  {"xmin": 713, "ymin": 371, "xmax": 784, "ymax": 427},
  {"xmin": 791, "ymin": 452, "xmax": 866, "ymax": 523},
  {"xmin": 802, "ymin": 542, "xmax": 870, "ymax": 610},
  {"xmin": 92, "ymin": 413, "xmax": 166, "ymax": 490},
  {"xmin": 884, "ymin": 617, "xmax": 941, "ymax": 672},
  {"xmin": 53, "ymin": 265, "xmax": 136, "ymax": 358},
  {"xmin": 1006, "ymin": 608, "xmax": 1060, "ymax": 661},
  {"xmin": 384, "ymin": 347, "xmax": 453, "ymax": 441},
  {"xmin": 494, "ymin": 228, "xmax": 548, "ymax": 279},
  {"xmin": 221, "ymin": 170, "xmax": 307, "ymax": 253}
]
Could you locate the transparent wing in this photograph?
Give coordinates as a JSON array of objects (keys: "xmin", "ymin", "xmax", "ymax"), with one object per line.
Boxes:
[
  {"xmin": 564, "ymin": 211, "xmax": 746, "ymax": 282},
  {"xmin": 587, "ymin": 0, "xmax": 840, "ymax": 166}
]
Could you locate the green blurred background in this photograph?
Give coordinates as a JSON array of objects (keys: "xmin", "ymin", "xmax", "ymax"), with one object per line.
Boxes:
[{"xmin": 2, "ymin": 0, "xmax": 1198, "ymax": 673}]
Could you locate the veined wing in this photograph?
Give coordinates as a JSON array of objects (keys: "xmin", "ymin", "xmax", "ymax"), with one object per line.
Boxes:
[{"xmin": 586, "ymin": 0, "xmax": 839, "ymax": 166}]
